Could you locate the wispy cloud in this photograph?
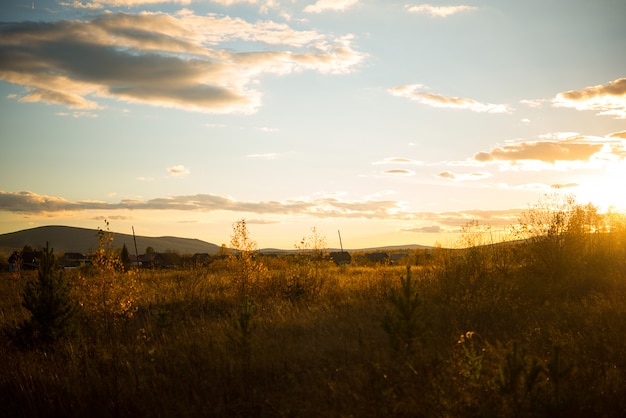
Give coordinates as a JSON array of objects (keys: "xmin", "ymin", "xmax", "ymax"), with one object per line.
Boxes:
[
  {"xmin": 551, "ymin": 183, "xmax": 579, "ymax": 189},
  {"xmin": 245, "ymin": 218, "xmax": 281, "ymax": 225},
  {"xmin": 256, "ymin": 127, "xmax": 279, "ymax": 133},
  {"xmin": 436, "ymin": 171, "xmax": 490, "ymax": 181},
  {"xmin": 373, "ymin": 157, "xmax": 422, "ymax": 165},
  {"xmin": 520, "ymin": 99, "xmax": 545, "ymax": 108},
  {"xmin": 91, "ymin": 215, "xmax": 134, "ymax": 221},
  {"xmin": 382, "ymin": 169, "xmax": 415, "ymax": 176},
  {"xmin": 246, "ymin": 153, "xmax": 280, "ymax": 160},
  {"xmin": 0, "ymin": 11, "xmax": 365, "ymax": 114},
  {"xmin": 56, "ymin": 111, "xmax": 98, "ymax": 118},
  {"xmin": 304, "ymin": 0, "xmax": 359, "ymax": 13},
  {"xmin": 388, "ymin": 84, "xmax": 512, "ymax": 113},
  {"xmin": 401, "ymin": 225, "xmax": 442, "ymax": 233},
  {"xmin": 553, "ymin": 77, "xmax": 626, "ymax": 119},
  {"xmin": 66, "ymin": 0, "xmax": 270, "ymax": 8},
  {"xmin": 401, "ymin": 208, "xmax": 523, "ymax": 233},
  {"xmin": 63, "ymin": 0, "xmax": 192, "ymax": 8},
  {"xmin": 405, "ymin": 4, "xmax": 477, "ymax": 18}
]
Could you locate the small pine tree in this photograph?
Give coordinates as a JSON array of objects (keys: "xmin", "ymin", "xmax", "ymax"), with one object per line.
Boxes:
[
  {"xmin": 120, "ymin": 243, "xmax": 130, "ymax": 269},
  {"xmin": 13, "ymin": 242, "xmax": 77, "ymax": 347},
  {"xmin": 383, "ymin": 265, "xmax": 428, "ymax": 355}
]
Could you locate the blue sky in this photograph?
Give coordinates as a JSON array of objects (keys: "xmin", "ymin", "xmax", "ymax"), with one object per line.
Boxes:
[{"xmin": 1, "ymin": 0, "xmax": 625, "ymax": 250}]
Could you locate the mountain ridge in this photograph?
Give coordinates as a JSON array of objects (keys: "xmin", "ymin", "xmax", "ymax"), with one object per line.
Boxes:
[{"xmin": 0, "ymin": 226, "xmax": 222, "ymax": 255}]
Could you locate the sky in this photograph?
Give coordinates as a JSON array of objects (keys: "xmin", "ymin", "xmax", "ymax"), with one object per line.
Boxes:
[{"xmin": 1, "ymin": 0, "xmax": 626, "ymax": 251}]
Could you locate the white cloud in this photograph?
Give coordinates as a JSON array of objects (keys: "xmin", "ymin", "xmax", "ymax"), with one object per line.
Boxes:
[
  {"xmin": 304, "ymin": 0, "xmax": 359, "ymax": 13},
  {"xmin": 405, "ymin": 4, "xmax": 477, "ymax": 18},
  {"xmin": 167, "ymin": 165, "xmax": 190, "ymax": 177}
]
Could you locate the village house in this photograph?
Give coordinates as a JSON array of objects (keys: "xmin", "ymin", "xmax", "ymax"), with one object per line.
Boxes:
[
  {"xmin": 60, "ymin": 252, "xmax": 91, "ymax": 269},
  {"xmin": 329, "ymin": 251, "xmax": 351, "ymax": 266},
  {"xmin": 8, "ymin": 250, "xmax": 42, "ymax": 271}
]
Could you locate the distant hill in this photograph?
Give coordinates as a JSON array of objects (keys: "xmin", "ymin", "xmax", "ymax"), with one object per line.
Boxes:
[
  {"xmin": 351, "ymin": 244, "xmax": 434, "ymax": 252},
  {"xmin": 0, "ymin": 226, "xmax": 221, "ymax": 255},
  {"xmin": 259, "ymin": 243, "xmax": 434, "ymax": 254},
  {"xmin": 0, "ymin": 225, "xmax": 435, "ymax": 257}
]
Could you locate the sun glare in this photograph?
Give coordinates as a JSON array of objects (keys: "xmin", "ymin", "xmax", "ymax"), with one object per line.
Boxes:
[{"xmin": 577, "ymin": 163, "xmax": 626, "ymax": 212}]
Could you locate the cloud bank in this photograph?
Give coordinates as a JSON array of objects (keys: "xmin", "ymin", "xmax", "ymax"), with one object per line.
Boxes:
[
  {"xmin": 0, "ymin": 11, "xmax": 365, "ymax": 114},
  {"xmin": 0, "ymin": 190, "xmax": 523, "ymax": 229},
  {"xmin": 0, "ymin": 190, "xmax": 407, "ymax": 219}
]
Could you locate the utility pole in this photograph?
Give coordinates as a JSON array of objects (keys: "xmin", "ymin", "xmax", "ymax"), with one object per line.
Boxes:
[
  {"xmin": 338, "ymin": 230, "xmax": 344, "ymax": 253},
  {"xmin": 132, "ymin": 226, "xmax": 140, "ymax": 267}
]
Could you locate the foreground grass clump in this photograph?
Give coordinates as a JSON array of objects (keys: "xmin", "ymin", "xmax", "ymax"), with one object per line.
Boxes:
[{"xmin": 2, "ymin": 203, "xmax": 626, "ymax": 417}]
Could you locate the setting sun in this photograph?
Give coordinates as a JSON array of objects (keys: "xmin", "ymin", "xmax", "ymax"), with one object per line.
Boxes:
[{"xmin": 576, "ymin": 162, "xmax": 626, "ymax": 212}]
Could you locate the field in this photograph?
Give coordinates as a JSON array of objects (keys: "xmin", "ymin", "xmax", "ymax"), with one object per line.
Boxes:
[{"xmin": 2, "ymin": 204, "xmax": 626, "ymax": 417}]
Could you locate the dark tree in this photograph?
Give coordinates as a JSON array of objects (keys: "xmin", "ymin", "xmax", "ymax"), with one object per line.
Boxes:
[
  {"xmin": 120, "ymin": 243, "xmax": 130, "ymax": 268},
  {"xmin": 13, "ymin": 242, "xmax": 77, "ymax": 347}
]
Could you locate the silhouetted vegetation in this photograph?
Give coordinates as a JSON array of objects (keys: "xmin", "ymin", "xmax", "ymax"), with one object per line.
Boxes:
[
  {"xmin": 1, "ymin": 197, "xmax": 626, "ymax": 417},
  {"xmin": 7, "ymin": 243, "xmax": 77, "ymax": 348}
]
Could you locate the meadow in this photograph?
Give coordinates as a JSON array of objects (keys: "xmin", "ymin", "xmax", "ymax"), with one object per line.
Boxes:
[{"xmin": 2, "ymin": 198, "xmax": 626, "ymax": 417}]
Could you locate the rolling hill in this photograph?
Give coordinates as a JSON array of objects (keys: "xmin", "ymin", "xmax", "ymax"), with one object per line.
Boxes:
[
  {"xmin": 0, "ymin": 226, "xmax": 222, "ymax": 255},
  {"xmin": 0, "ymin": 226, "xmax": 435, "ymax": 257}
]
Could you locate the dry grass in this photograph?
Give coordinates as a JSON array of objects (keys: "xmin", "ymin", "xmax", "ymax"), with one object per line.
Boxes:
[{"xmin": 2, "ymin": 227, "xmax": 626, "ymax": 417}]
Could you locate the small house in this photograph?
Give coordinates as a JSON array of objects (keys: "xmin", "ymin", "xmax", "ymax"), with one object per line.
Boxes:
[{"xmin": 329, "ymin": 251, "xmax": 351, "ymax": 266}]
